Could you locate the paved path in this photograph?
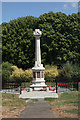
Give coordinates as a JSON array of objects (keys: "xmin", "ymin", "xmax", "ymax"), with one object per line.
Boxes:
[{"xmin": 19, "ymin": 99, "xmax": 56, "ymax": 118}]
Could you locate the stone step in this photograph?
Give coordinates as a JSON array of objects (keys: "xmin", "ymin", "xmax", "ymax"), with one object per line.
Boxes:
[{"xmin": 19, "ymin": 91, "xmax": 58, "ymax": 99}]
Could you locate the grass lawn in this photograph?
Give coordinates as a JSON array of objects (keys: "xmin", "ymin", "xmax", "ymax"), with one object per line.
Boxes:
[
  {"xmin": 45, "ymin": 91, "xmax": 78, "ymax": 118},
  {"xmin": 2, "ymin": 93, "xmax": 38, "ymax": 118},
  {"xmin": 2, "ymin": 93, "xmax": 27, "ymax": 118}
]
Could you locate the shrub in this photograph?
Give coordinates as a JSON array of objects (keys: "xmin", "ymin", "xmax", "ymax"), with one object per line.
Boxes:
[
  {"xmin": 57, "ymin": 62, "xmax": 80, "ymax": 82},
  {"xmin": 59, "ymin": 62, "xmax": 72, "ymax": 81},
  {"xmin": 45, "ymin": 65, "xmax": 59, "ymax": 82},
  {"xmin": 2, "ymin": 62, "xmax": 13, "ymax": 83},
  {"xmin": 45, "ymin": 64, "xmax": 58, "ymax": 69},
  {"xmin": 10, "ymin": 66, "xmax": 25, "ymax": 83},
  {"xmin": 24, "ymin": 69, "xmax": 32, "ymax": 82},
  {"xmin": 72, "ymin": 63, "xmax": 80, "ymax": 81},
  {"xmin": 11, "ymin": 64, "xmax": 58, "ymax": 84},
  {"xmin": 11, "ymin": 66, "xmax": 32, "ymax": 83}
]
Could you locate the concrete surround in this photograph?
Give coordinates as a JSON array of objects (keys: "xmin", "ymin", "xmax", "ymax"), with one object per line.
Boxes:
[
  {"xmin": 19, "ymin": 91, "xmax": 58, "ymax": 99},
  {"xmin": 30, "ymin": 29, "xmax": 47, "ymax": 90}
]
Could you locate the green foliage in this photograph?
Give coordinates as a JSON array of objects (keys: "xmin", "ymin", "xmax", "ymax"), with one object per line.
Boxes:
[
  {"xmin": 21, "ymin": 82, "xmax": 31, "ymax": 88},
  {"xmin": 45, "ymin": 64, "xmax": 57, "ymax": 69},
  {"xmin": 2, "ymin": 12, "xmax": 80, "ymax": 69},
  {"xmin": 60, "ymin": 62, "xmax": 73, "ymax": 80},
  {"xmin": 39, "ymin": 12, "xmax": 80, "ymax": 65},
  {"xmin": 2, "ymin": 62, "xmax": 13, "ymax": 83},
  {"xmin": 11, "ymin": 66, "xmax": 25, "ymax": 83},
  {"xmin": 57, "ymin": 62, "xmax": 80, "ymax": 82},
  {"xmin": 11, "ymin": 66, "xmax": 32, "ymax": 83},
  {"xmin": 11, "ymin": 64, "xmax": 58, "ymax": 83},
  {"xmin": 72, "ymin": 63, "xmax": 80, "ymax": 80},
  {"xmin": 45, "ymin": 82, "xmax": 56, "ymax": 87},
  {"xmin": 45, "ymin": 65, "xmax": 59, "ymax": 82},
  {"xmin": 2, "ymin": 16, "xmax": 36, "ymax": 69}
]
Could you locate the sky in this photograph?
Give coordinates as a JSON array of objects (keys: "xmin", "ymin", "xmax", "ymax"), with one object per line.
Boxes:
[{"xmin": 1, "ymin": 1, "xmax": 79, "ymax": 24}]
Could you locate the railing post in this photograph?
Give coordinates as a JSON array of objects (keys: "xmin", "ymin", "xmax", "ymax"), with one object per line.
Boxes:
[
  {"xmin": 77, "ymin": 82, "xmax": 79, "ymax": 91},
  {"xmin": 20, "ymin": 83, "xmax": 21, "ymax": 94},
  {"xmin": 56, "ymin": 80, "xmax": 58, "ymax": 93}
]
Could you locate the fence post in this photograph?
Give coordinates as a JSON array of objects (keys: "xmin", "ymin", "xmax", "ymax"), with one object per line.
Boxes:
[
  {"xmin": 56, "ymin": 80, "xmax": 58, "ymax": 93},
  {"xmin": 77, "ymin": 82, "xmax": 79, "ymax": 91},
  {"xmin": 20, "ymin": 83, "xmax": 21, "ymax": 94}
]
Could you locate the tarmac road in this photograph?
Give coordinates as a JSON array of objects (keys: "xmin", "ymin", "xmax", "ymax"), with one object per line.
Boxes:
[{"xmin": 19, "ymin": 98, "xmax": 57, "ymax": 118}]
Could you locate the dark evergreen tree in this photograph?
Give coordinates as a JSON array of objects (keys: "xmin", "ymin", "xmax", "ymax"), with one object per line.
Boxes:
[{"xmin": 2, "ymin": 12, "xmax": 80, "ymax": 69}]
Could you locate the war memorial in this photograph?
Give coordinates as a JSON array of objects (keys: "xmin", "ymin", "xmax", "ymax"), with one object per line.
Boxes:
[{"xmin": 19, "ymin": 29, "xmax": 58, "ymax": 99}]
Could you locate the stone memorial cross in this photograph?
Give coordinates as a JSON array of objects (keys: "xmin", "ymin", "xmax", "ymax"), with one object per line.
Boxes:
[{"xmin": 30, "ymin": 29, "xmax": 47, "ymax": 90}]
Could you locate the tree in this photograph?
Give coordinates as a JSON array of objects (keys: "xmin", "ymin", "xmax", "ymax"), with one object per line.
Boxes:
[
  {"xmin": 57, "ymin": 62, "xmax": 80, "ymax": 82},
  {"xmin": 2, "ymin": 62, "xmax": 13, "ymax": 83},
  {"xmin": 2, "ymin": 12, "xmax": 80, "ymax": 69},
  {"xmin": 2, "ymin": 17, "xmax": 36, "ymax": 69}
]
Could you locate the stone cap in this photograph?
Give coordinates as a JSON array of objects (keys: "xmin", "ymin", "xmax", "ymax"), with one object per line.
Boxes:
[{"xmin": 33, "ymin": 29, "xmax": 42, "ymax": 37}]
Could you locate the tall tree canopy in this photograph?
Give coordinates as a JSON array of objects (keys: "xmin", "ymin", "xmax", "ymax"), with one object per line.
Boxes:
[{"xmin": 2, "ymin": 12, "xmax": 80, "ymax": 69}]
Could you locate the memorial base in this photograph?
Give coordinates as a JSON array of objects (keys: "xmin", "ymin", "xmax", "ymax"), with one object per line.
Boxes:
[{"xmin": 30, "ymin": 84, "xmax": 47, "ymax": 91}]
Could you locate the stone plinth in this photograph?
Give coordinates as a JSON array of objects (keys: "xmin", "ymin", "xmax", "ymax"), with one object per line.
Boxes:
[{"xmin": 30, "ymin": 29, "xmax": 47, "ymax": 90}]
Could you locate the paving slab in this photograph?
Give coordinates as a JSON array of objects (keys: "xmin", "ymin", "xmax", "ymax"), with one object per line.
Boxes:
[
  {"xmin": 19, "ymin": 98, "xmax": 57, "ymax": 118},
  {"xmin": 19, "ymin": 91, "xmax": 58, "ymax": 99}
]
